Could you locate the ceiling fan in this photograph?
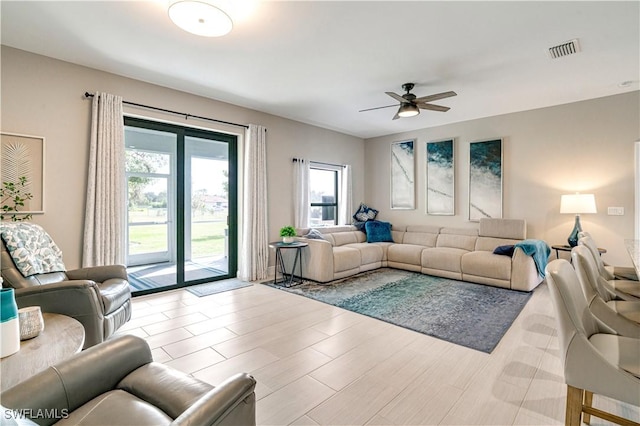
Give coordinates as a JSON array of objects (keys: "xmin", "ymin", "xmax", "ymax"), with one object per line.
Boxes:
[{"xmin": 359, "ymin": 83, "xmax": 457, "ymax": 120}]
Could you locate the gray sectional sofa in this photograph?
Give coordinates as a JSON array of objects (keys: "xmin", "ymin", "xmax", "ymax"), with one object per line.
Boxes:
[{"xmin": 295, "ymin": 218, "xmax": 545, "ymax": 292}]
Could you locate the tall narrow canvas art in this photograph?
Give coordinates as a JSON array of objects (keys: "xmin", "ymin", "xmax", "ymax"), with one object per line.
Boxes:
[
  {"xmin": 469, "ymin": 139, "xmax": 502, "ymax": 221},
  {"xmin": 426, "ymin": 139, "xmax": 454, "ymax": 215},
  {"xmin": 391, "ymin": 140, "xmax": 415, "ymax": 209}
]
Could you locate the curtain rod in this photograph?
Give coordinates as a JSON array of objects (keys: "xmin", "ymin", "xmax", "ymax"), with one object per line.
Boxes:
[
  {"xmin": 84, "ymin": 92, "xmax": 249, "ymax": 129},
  {"xmin": 292, "ymin": 158, "xmax": 346, "ymax": 168}
]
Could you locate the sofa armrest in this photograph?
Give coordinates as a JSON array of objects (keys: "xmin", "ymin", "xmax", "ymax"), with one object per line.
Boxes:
[
  {"xmin": 511, "ymin": 247, "xmax": 544, "ymax": 291},
  {"xmin": 0, "ymin": 335, "xmax": 153, "ymax": 425},
  {"xmin": 14, "ymin": 281, "xmax": 105, "ymax": 348},
  {"xmin": 297, "ymin": 237, "xmax": 335, "ymax": 283},
  {"xmin": 171, "ymin": 373, "xmax": 257, "ymax": 426},
  {"xmin": 66, "ymin": 264, "xmax": 128, "ymax": 282}
]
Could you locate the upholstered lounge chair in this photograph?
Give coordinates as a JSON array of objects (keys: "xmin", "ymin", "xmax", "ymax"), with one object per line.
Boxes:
[
  {"xmin": 1, "ymin": 237, "xmax": 131, "ymax": 349},
  {"xmin": 578, "ymin": 232, "xmax": 638, "ymax": 281},
  {"xmin": 1, "ymin": 334, "xmax": 257, "ymax": 426},
  {"xmin": 545, "ymin": 259, "xmax": 640, "ymax": 426},
  {"xmin": 571, "ymin": 246, "xmax": 640, "ymax": 335},
  {"xmin": 578, "ymin": 235, "xmax": 640, "ymax": 302}
]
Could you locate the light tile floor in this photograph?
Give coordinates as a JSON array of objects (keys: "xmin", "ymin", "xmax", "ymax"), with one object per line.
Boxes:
[{"xmin": 116, "ymin": 279, "xmax": 640, "ymax": 425}]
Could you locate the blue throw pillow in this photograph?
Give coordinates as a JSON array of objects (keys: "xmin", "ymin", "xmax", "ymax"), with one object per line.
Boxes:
[
  {"xmin": 365, "ymin": 220, "xmax": 393, "ymax": 243},
  {"xmin": 493, "ymin": 245, "xmax": 515, "ymax": 256}
]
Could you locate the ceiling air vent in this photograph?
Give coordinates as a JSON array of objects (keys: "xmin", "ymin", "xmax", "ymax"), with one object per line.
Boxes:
[{"xmin": 548, "ymin": 39, "xmax": 581, "ymax": 59}]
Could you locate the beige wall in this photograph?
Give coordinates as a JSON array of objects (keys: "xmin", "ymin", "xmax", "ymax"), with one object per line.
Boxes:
[
  {"xmin": 365, "ymin": 91, "xmax": 639, "ymax": 266},
  {"xmin": 3, "ymin": 46, "xmax": 638, "ymax": 270},
  {"xmin": 1, "ymin": 46, "xmax": 365, "ymax": 269}
]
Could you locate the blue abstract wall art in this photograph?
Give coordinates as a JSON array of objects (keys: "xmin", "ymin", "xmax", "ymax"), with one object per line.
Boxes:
[
  {"xmin": 469, "ymin": 139, "xmax": 502, "ymax": 220},
  {"xmin": 391, "ymin": 140, "xmax": 415, "ymax": 209},
  {"xmin": 426, "ymin": 139, "xmax": 455, "ymax": 215}
]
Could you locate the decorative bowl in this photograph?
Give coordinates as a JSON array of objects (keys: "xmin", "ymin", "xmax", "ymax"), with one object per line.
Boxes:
[{"xmin": 18, "ymin": 306, "xmax": 44, "ymax": 340}]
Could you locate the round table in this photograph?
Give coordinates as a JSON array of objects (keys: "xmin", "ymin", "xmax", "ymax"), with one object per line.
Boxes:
[{"xmin": 1, "ymin": 312, "xmax": 85, "ymax": 391}]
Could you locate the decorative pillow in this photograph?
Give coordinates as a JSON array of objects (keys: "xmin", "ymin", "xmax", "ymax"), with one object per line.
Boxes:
[
  {"xmin": 0, "ymin": 223, "xmax": 66, "ymax": 277},
  {"xmin": 493, "ymin": 245, "xmax": 515, "ymax": 257},
  {"xmin": 353, "ymin": 221, "xmax": 367, "ymax": 233},
  {"xmin": 352, "ymin": 203, "xmax": 379, "ymax": 223},
  {"xmin": 365, "ymin": 220, "xmax": 393, "ymax": 243},
  {"xmin": 304, "ymin": 228, "xmax": 326, "ymax": 240}
]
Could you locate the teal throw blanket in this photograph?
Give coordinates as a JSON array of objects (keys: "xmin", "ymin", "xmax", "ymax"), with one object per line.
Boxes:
[{"xmin": 515, "ymin": 239, "xmax": 550, "ymax": 278}]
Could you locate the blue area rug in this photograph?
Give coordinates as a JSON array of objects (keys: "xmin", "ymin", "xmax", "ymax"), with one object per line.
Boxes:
[{"xmin": 269, "ymin": 268, "xmax": 532, "ymax": 353}]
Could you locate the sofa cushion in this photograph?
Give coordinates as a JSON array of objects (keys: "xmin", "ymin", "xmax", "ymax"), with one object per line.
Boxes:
[
  {"xmin": 405, "ymin": 225, "xmax": 442, "ymax": 234},
  {"xmin": 436, "ymin": 233, "xmax": 477, "ymax": 251},
  {"xmin": 333, "ymin": 246, "xmax": 361, "ymax": 273},
  {"xmin": 462, "ymin": 251, "xmax": 512, "ymax": 281},
  {"xmin": 365, "ymin": 221, "xmax": 393, "ymax": 243},
  {"xmin": 479, "ymin": 218, "xmax": 526, "ymax": 240},
  {"xmin": 402, "ymin": 227, "xmax": 438, "ymax": 247},
  {"xmin": 475, "ymin": 236, "xmax": 521, "ymax": 252},
  {"xmin": 332, "ymin": 231, "xmax": 365, "ymax": 247},
  {"xmin": 345, "ymin": 243, "xmax": 384, "ymax": 265},
  {"xmin": 422, "ymin": 247, "xmax": 467, "ymax": 273},
  {"xmin": 387, "ymin": 244, "xmax": 425, "ymax": 266}
]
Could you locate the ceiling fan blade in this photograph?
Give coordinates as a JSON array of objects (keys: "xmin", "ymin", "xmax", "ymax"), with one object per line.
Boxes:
[
  {"xmin": 392, "ymin": 111, "xmax": 401, "ymax": 120},
  {"xmin": 413, "ymin": 91, "xmax": 457, "ymax": 103},
  {"xmin": 417, "ymin": 103, "xmax": 450, "ymax": 112},
  {"xmin": 385, "ymin": 92, "xmax": 408, "ymax": 104},
  {"xmin": 359, "ymin": 104, "xmax": 399, "ymax": 112}
]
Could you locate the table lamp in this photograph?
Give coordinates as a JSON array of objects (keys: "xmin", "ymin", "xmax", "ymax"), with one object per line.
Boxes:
[{"xmin": 560, "ymin": 193, "xmax": 597, "ymax": 247}]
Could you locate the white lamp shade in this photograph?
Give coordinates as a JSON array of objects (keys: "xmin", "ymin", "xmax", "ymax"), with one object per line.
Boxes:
[
  {"xmin": 169, "ymin": 0, "xmax": 233, "ymax": 37},
  {"xmin": 560, "ymin": 193, "xmax": 597, "ymax": 214}
]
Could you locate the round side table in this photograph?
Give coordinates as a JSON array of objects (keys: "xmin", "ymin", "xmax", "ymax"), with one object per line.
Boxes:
[{"xmin": 1, "ymin": 312, "xmax": 85, "ymax": 391}]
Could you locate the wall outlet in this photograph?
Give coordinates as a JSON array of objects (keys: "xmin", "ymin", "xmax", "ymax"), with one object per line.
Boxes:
[{"xmin": 607, "ymin": 206, "xmax": 624, "ymax": 215}]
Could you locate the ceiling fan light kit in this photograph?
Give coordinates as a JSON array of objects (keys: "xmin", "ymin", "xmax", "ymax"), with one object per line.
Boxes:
[
  {"xmin": 360, "ymin": 82, "xmax": 457, "ymax": 121},
  {"xmin": 168, "ymin": 0, "xmax": 233, "ymax": 37},
  {"xmin": 397, "ymin": 103, "xmax": 420, "ymax": 118}
]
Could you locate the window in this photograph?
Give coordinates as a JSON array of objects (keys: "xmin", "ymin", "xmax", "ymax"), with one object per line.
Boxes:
[{"xmin": 309, "ymin": 163, "xmax": 341, "ymax": 226}]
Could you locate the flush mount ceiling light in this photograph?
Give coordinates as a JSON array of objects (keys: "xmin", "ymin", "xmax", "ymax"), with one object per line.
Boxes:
[
  {"xmin": 168, "ymin": 0, "xmax": 233, "ymax": 37},
  {"xmin": 397, "ymin": 103, "xmax": 420, "ymax": 118}
]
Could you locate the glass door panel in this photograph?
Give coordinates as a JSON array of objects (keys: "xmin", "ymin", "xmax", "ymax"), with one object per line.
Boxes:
[
  {"xmin": 184, "ymin": 136, "xmax": 230, "ymax": 283},
  {"xmin": 124, "ymin": 124, "xmax": 177, "ymax": 292}
]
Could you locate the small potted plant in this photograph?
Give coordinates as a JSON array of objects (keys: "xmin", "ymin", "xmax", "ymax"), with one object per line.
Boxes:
[{"xmin": 279, "ymin": 225, "xmax": 297, "ymax": 244}]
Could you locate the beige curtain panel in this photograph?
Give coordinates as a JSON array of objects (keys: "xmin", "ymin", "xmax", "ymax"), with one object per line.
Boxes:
[{"xmin": 82, "ymin": 92, "xmax": 125, "ymax": 267}]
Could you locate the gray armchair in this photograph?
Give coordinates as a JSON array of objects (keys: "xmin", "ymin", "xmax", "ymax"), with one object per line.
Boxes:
[
  {"xmin": 1, "ymin": 239, "xmax": 131, "ymax": 348},
  {"xmin": 1, "ymin": 334, "xmax": 257, "ymax": 426}
]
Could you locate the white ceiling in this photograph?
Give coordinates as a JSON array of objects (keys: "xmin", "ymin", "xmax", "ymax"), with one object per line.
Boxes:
[{"xmin": 2, "ymin": 1, "xmax": 639, "ymax": 139}]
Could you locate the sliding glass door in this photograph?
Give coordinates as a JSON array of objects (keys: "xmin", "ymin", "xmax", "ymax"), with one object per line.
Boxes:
[
  {"xmin": 124, "ymin": 117, "xmax": 237, "ymax": 294},
  {"xmin": 184, "ymin": 135, "xmax": 235, "ymax": 282}
]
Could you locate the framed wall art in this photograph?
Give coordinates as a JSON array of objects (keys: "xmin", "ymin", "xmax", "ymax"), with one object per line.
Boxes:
[
  {"xmin": 1, "ymin": 132, "xmax": 45, "ymax": 214},
  {"xmin": 426, "ymin": 139, "xmax": 455, "ymax": 215},
  {"xmin": 468, "ymin": 138, "xmax": 502, "ymax": 221},
  {"xmin": 390, "ymin": 140, "xmax": 415, "ymax": 209}
]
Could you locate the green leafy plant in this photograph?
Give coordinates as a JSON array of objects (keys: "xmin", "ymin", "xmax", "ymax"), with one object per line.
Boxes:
[
  {"xmin": 279, "ymin": 225, "xmax": 297, "ymax": 237},
  {"xmin": 1, "ymin": 176, "xmax": 33, "ymax": 221}
]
